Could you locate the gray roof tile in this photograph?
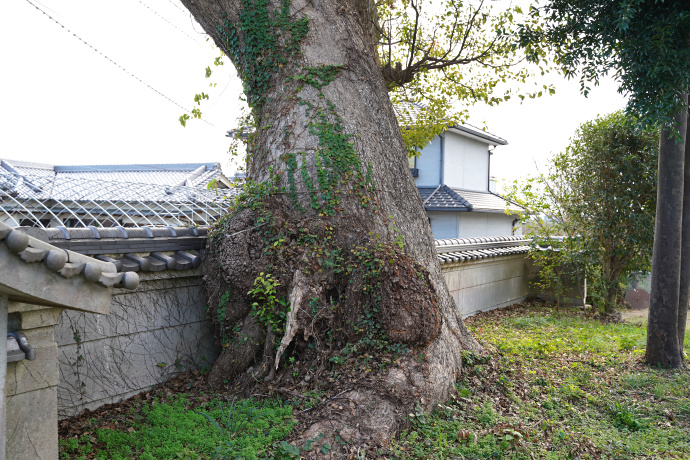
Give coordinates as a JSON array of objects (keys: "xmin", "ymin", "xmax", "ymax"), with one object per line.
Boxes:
[
  {"xmin": 434, "ymin": 236, "xmax": 530, "ymax": 264},
  {"xmin": 451, "ymin": 189, "xmax": 523, "ymax": 213},
  {"xmin": 436, "ymin": 245, "xmax": 530, "ymax": 264},
  {"xmin": 418, "ymin": 185, "xmax": 472, "ymax": 211},
  {"xmin": 0, "ymin": 160, "xmax": 238, "ymax": 228},
  {"xmin": 2, "ymin": 159, "xmax": 228, "ymax": 191}
]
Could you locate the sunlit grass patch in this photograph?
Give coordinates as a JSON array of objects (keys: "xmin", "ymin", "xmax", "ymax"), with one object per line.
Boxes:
[
  {"xmin": 59, "ymin": 304, "xmax": 690, "ymax": 460},
  {"xmin": 472, "ymin": 309, "xmax": 650, "ymax": 358},
  {"xmin": 390, "ymin": 304, "xmax": 690, "ymax": 459}
]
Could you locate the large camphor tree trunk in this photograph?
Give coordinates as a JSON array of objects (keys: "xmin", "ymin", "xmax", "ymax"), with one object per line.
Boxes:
[{"xmin": 180, "ymin": 0, "xmax": 480, "ymax": 449}]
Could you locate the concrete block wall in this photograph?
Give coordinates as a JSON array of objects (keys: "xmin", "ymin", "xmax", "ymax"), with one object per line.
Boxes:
[
  {"xmin": 441, "ymin": 254, "xmax": 529, "ymax": 317},
  {"xmin": 55, "ymin": 269, "xmax": 220, "ymax": 419}
]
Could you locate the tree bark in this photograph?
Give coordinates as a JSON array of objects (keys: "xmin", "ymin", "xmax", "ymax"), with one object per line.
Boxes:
[
  {"xmin": 677, "ymin": 99, "xmax": 690, "ymax": 359},
  {"xmin": 181, "ymin": 0, "xmax": 480, "ymax": 448},
  {"xmin": 646, "ymin": 97, "xmax": 687, "ymax": 368}
]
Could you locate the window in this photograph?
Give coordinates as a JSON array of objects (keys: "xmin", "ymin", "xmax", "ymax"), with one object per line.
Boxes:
[{"xmin": 409, "ymin": 155, "xmax": 419, "ymax": 177}]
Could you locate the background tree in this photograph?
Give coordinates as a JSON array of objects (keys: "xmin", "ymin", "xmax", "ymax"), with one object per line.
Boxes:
[
  {"xmin": 377, "ymin": 0, "xmax": 553, "ymax": 155},
  {"xmin": 507, "ymin": 112, "xmax": 658, "ymax": 313},
  {"xmin": 523, "ymin": 0, "xmax": 690, "ymax": 367}
]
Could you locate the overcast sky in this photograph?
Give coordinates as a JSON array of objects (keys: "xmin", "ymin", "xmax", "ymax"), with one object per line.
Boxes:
[{"xmin": 1, "ymin": 0, "xmax": 627, "ymax": 187}]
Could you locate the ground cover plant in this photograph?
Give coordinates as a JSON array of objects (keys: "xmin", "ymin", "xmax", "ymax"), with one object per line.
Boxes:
[
  {"xmin": 60, "ymin": 300, "xmax": 690, "ymax": 459},
  {"xmin": 390, "ymin": 300, "xmax": 690, "ymax": 459},
  {"xmin": 58, "ymin": 371, "xmax": 297, "ymax": 460}
]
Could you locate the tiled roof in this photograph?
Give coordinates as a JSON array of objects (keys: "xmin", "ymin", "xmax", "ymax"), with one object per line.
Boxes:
[
  {"xmin": 1, "ymin": 171, "xmax": 233, "ymax": 203},
  {"xmin": 418, "ymin": 185, "xmax": 472, "ymax": 211},
  {"xmin": 1, "ymin": 159, "xmax": 229, "ymax": 190},
  {"xmin": 436, "ymin": 245, "xmax": 530, "ymax": 264},
  {"xmin": 41, "ymin": 226, "xmax": 206, "ymax": 273},
  {"xmin": 0, "ymin": 221, "xmax": 139, "ymax": 289},
  {"xmin": 435, "ymin": 235, "xmax": 530, "ymax": 264},
  {"xmin": 452, "ymin": 189, "xmax": 523, "ymax": 213},
  {"xmin": 0, "ymin": 164, "xmax": 236, "ymax": 228},
  {"xmin": 393, "ymin": 102, "xmax": 507, "ymax": 145},
  {"xmin": 417, "ymin": 186, "xmax": 522, "ymax": 214},
  {"xmin": 54, "ymin": 164, "xmax": 221, "ymax": 189}
]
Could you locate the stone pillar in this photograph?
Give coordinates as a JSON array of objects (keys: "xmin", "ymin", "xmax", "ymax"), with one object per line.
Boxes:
[
  {"xmin": 5, "ymin": 303, "xmax": 62, "ymax": 460},
  {"xmin": 0, "ymin": 295, "xmax": 7, "ymax": 460}
]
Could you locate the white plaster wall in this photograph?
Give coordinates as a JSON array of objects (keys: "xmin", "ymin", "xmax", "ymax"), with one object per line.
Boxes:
[
  {"xmin": 56, "ymin": 270, "xmax": 220, "ymax": 419},
  {"xmin": 427, "ymin": 211, "xmax": 459, "ymax": 239},
  {"xmin": 443, "ymin": 132, "xmax": 489, "ymax": 191},
  {"xmin": 442, "ymin": 254, "xmax": 529, "ymax": 317},
  {"xmin": 459, "ymin": 212, "xmax": 515, "ymax": 238},
  {"xmin": 413, "ymin": 135, "xmax": 441, "ymax": 186}
]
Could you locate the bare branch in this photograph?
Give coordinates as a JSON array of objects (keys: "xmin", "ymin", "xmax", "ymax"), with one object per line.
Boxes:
[{"xmin": 407, "ymin": 0, "xmax": 421, "ymax": 70}]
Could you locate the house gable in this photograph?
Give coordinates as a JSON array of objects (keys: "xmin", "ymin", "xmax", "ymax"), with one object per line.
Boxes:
[{"xmin": 443, "ymin": 130, "xmax": 490, "ymax": 191}]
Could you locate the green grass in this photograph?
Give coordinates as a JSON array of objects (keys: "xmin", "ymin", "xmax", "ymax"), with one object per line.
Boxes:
[
  {"xmin": 390, "ymin": 305, "xmax": 690, "ymax": 459},
  {"xmin": 61, "ymin": 304, "xmax": 690, "ymax": 460},
  {"xmin": 59, "ymin": 395, "xmax": 295, "ymax": 460}
]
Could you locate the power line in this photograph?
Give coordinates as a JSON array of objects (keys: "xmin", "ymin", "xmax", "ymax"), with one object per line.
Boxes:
[
  {"xmin": 137, "ymin": 0, "xmax": 206, "ymax": 46},
  {"xmin": 166, "ymin": 0, "xmax": 188, "ymax": 15},
  {"xmin": 22, "ymin": 0, "xmax": 216, "ymax": 127},
  {"xmin": 161, "ymin": 0, "xmax": 210, "ymax": 39},
  {"xmin": 210, "ymin": 76, "xmax": 237, "ymax": 108}
]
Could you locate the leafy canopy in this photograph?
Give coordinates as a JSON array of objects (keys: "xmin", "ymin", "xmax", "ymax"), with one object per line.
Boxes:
[
  {"xmin": 379, "ymin": 0, "xmax": 553, "ymax": 154},
  {"xmin": 520, "ymin": 0, "xmax": 690, "ymax": 129},
  {"xmin": 184, "ymin": 0, "xmax": 555, "ymax": 157}
]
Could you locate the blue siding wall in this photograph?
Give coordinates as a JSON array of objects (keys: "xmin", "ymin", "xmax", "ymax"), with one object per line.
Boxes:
[
  {"xmin": 413, "ymin": 136, "xmax": 441, "ymax": 186},
  {"xmin": 427, "ymin": 211, "xmax": 515, "ymax": 239},
  {"xmin": 428, "ymin": 211, "xmax": 459, "ymax": 239}
]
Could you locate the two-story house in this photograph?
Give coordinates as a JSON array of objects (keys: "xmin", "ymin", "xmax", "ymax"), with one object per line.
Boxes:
[{"xmin": 409, "ymin": 118, "xmax": 522, "ymax": 239}]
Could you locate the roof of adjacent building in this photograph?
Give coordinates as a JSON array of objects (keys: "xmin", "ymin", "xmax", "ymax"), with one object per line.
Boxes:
[
  {"xmin": 452, "ymin": 189, "xmax": 523, "ymax": 213},
  {"xmin": 0, "ymin": 167, "xmax": 234, "ymax": 204},
  {"xmin": 0, "ymin": 159, "xmax": 232, "ymax": 190},
  {"xmin": 418, "ymin": 185, "xmax": 472, "ymax": 211},
  {"xmin": 418, "ymin": 186, "xmax": 522, "ymax": 214},
  {"xmin": 393, "ymin": 102, "xmax": 508, "ymax": 146},
  {"xmin": 0, "ymin": 159, "xmax": 238, "ymax": 228}
]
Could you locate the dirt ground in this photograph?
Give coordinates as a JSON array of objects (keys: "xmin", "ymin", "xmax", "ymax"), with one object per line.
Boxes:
[
  {"xmin": 621, "ymin": 306, "xmax": 690, "ymax": 328},
  {"xmin": 621, "ymin": 307, "xmax": 648, "ymax": 324}
]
